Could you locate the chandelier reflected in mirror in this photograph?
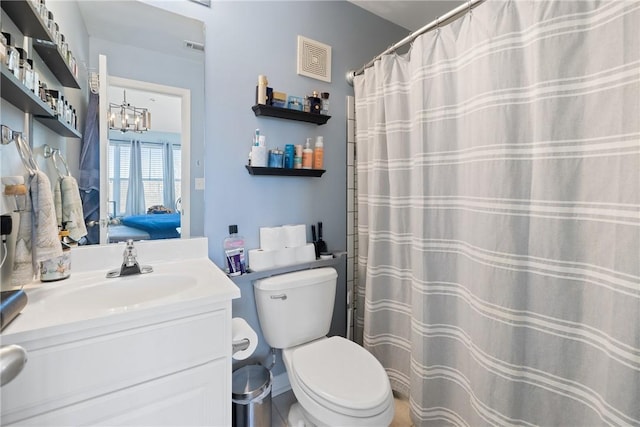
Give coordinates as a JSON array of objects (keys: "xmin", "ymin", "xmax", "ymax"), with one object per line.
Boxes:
[{"xmin": 108, "ymin": 90, "xmax": 151, "ymax": 133}]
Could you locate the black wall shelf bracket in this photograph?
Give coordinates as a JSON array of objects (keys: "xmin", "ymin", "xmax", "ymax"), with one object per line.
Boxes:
[
  {"xmin": 245, "ymin": 165, "xmax": 325, "ymax": 177},
  {"xmin": 252, "ymin": 104, "xmax": 330, "ymax": 125}
]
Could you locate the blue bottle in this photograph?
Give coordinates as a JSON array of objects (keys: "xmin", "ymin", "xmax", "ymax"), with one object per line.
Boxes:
[{"xmin": 284, "ymin": 144, "xmax": 295, "ymax": 168}]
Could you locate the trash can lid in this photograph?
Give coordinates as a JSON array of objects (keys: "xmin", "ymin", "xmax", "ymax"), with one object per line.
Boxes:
[{"xmin": 232, "ymin": 364, "xmax": 271, "ymax": 400}]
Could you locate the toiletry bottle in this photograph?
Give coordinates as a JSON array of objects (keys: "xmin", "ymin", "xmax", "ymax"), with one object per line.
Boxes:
[
  {"xmin": 22, "ymin": 59, "xmax": 34, "ymax": 91},
  {"xmin": 58, "ymin": 95, "xmax": 64, "ymax": 118},
  {"xmin": 309, "ymin": 91, "xmax": 322, "ymax": 114},
  {"xmin": 0, "ymin": 32, "xmax": 7, "ymax": 65},
  {"xmin": 284, "ymin": 144, "xmax": 295, "ymax": 168},
  {"xmin": 302, "ymin": 138, "xmax": 313, "ymax": 169},
  {"xmin": 223, "ymin": 225, "xmax": 246, "ymax": 276},
  {"xmin": 313, "ymin": 136, "xmax": 324, "ymax": 169},
  {"xmin": 15, "ymin": 47, "xmax": 26, "ymax": 79},
  {"xmin": 320, "ymin": 92, "xmax": 330, "ymax": 115},
  {"xmin": 294, "ymin": 144, "xmax": 303, "ymax": 169},
  {"xmin": 268, "ymin": 147, "xmax": 284, "ymax": 168},
  {"xmin": 2, "ymin": 33, "xmax": 18, "ymax": 75},
  {"xmin": 257, "ymin": 75, "xmax": 268, "ymax": 105}
]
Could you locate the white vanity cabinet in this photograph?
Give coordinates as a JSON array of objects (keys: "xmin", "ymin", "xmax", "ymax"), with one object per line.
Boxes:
[
  {"xmin": 1, "ymin": 301, "xmax": 232, "ymax": 426},
  {"xmin": 0, "ymin": 238, "xmax": 241, "ymax": 427}
]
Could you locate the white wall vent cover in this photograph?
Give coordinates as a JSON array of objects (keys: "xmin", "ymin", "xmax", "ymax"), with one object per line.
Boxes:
[{"xmin": 297, "ymin": 36, "xmax": 332, "ymax": 83}]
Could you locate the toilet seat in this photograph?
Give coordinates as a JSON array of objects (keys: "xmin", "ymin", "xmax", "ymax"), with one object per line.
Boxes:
[{"xmin": 285, "ymin": 336, "xmax": 393, "ymax": 419}]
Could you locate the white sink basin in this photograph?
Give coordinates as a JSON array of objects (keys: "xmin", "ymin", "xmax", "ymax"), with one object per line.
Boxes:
[
  {"xmin": 39, "ymin": 274, "xmax": 198, "ymax": 313},
  {"xmin": 1, "ymin": 247, "xmax": 240, "ymax": 336}
]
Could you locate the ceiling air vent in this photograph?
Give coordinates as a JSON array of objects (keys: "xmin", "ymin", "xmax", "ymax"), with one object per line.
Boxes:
[
  {"xmin": 184, "ymin": 40, "xmax": 205, "ymax": 52},
  {"xmin": 297, "ymin": 35, "xmax": 332, "ymax": 83}
]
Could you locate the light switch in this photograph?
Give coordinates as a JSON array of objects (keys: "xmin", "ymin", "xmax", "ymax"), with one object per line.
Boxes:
[{"xmin": 195, "ymin": 177, "xmax": 205, "ymax": 190}]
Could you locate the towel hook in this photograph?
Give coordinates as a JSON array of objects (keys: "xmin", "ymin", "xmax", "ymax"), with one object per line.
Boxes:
[
  {"xmin": 16, "ymin": 133, "xmax": 38, "ymax": 176},
  {"xmin": 1, "ymin": 124, "xmax": 14, "ymax": 145},
  {"xmin": 88, "ymin": 71, "xmax": 99, "ymax": 94},
  {"xmin": 2, "ymin": 125, "xmax": 37, "ymax": 175},
  {"xmin": 44, "ymin": 144, "xmax": 71, "ymax": 178}
]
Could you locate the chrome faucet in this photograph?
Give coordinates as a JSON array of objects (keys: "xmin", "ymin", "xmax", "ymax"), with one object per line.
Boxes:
[
  {"xmin": 106, "ymin": 239, "xmax": 153, "ymax": 278},
  {"xmin": 121, "ymin": 239, "xmax": 141, "ymax": 275}
]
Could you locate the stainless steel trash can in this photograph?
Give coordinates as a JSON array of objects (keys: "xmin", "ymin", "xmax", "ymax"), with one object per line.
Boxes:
[{"xmin": 232, "ymin": 364, "xmax": 272, "ymax": 427}]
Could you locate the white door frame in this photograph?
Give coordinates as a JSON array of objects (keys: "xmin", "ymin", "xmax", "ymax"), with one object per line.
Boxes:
[{"xmin": 99, "ymin": 55, "xmax": 191, "ymax": 243}]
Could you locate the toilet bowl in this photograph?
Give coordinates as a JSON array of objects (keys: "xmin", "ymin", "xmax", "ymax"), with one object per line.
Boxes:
[
  {"xmin": 283, "ymin": 336, "xmax": 394, "ymax": 426},
  {"xmin": 253, "ymin": 268, "xmax": 395, "ymax": 427}
]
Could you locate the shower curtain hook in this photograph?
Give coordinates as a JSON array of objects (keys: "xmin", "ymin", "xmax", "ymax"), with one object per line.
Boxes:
[
  {"xmin": 435, "ymin": 16, "xmax": 441, "ymax": 34},
  {"xmin": 468, "ymin": 0, "xmax": 473, "ymax": 17}
]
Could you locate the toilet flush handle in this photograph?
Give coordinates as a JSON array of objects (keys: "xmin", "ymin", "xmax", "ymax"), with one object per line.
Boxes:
[{"xmin": 270, "ymin": 294, "xmax": 287, "ymax": 300}]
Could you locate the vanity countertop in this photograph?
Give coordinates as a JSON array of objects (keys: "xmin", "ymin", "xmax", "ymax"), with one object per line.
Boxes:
[{"xmin": 1, "ymin": 238, "xmax": 240, "ymax": 344}]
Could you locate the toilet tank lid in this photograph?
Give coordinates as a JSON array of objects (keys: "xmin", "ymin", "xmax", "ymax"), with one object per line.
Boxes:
[{"xmin": 254, "ymin": 267, "xmax": 337, "ymax": 291}]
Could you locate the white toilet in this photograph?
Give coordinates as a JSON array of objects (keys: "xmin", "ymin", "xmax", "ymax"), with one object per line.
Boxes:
[{"xmin": 254, "ymin": 267, "xmax": 395, "ymax": 427}]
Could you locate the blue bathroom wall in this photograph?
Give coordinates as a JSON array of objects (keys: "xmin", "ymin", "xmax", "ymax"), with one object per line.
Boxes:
[
  {"xmin": 145, "ymin": 0, "xmax": 408, "ymax": 384},
  {"xmin": 202, "ymin": 1, "xmax": 407, "ymax": 266}
]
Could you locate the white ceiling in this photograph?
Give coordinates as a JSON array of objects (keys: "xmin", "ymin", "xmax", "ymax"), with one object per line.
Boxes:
[{"xmin": 348, "ymin": 1, "xmax": 466, "ymax": 31}]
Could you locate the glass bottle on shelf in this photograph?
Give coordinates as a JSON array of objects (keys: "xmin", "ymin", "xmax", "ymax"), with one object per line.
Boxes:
[
  {"xmin": 321, "ymin": 92, "xmax": 330, "ymax": 115},
  {"xmin": 22, "ymin": 59, "xmax": 34, "ymax": 92},
  {"xmin": 53, "ymin": 23, "xmax": 60, "ymax": 47},
  {"xmin": 60, "ymin": 34, "xmax": 68, "ymax": 60},
  {"xmin": 38, "ymin": 0, "xmax": 48, "ymax": 21},
  {"xmin": 47, "ymin": 11, "xmax": 56, "ymax": 37},
  {"xmin": 0, "ymin": 33, "xmax": 6, "ymax": 65},
  {"xmin": 64, "ymin": 100, "xmax": 71, "ymax": 124},
  {"xmin": 32, "ymin": 66, "xmax": 39, "ymax": 94},
  {"xmin": 57, "ymin": 95, "xmax": 65, "ymax": 119},
  {"xmin": 39, "ymin": 82, "xmax": 48, "ymax": 104},
  {"xmin": 3, "ymin": 33, "xmax": 20, "ymax": 78},
  {"xmin": 16, "ymin": 47, "xmax": 27, "ymax": 81},
  {"xmin": 309, "ymin": 91, "xmax": 322, "ymax": 114}
]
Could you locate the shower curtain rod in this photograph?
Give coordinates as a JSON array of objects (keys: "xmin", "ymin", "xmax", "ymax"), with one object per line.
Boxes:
[{"xmin": 347, "ymin": 0, "xmax": 485, "ymax": 84}]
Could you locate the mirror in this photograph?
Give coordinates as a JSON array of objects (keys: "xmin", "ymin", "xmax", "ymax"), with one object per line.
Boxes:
[
  {"xmin": 104, "ymin": 79, "xmax": 190, "ymax": 244},
  {"xmin": 76, "ymin": 1, "xmax": 205, "ymax": 244}
]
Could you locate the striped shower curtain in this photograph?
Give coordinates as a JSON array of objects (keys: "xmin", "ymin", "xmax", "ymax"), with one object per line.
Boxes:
[{"xmin": 353, "ymin": 1, "xmax": 639, "ymax": 425}]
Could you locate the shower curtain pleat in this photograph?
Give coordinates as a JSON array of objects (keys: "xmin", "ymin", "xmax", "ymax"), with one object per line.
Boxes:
[
  {"xmin": 125, "ymin": 140, "xmax": 146, "ymax": 216},
  {"xmin": 354, "ymin": 1, "xmax": 640, "ymax": 425},
  {"xmin": 79, "ymin": 91, "xmax": 100, "ymax": 244},
  {"xmin": 162, "ymin": 142, "xmax": 176, "ymax": 210}
]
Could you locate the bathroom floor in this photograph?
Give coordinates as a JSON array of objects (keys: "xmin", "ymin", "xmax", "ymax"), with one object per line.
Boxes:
[{"xmin": 271, "ymin": 390, "xmax": 413, "ymax": 426}]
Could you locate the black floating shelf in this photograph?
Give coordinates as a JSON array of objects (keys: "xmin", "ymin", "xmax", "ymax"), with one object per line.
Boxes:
[
  {"xmin": 252, "ymin": 104, "xmax": 330, "ymax": 125},
  {"xmin": 34, "ymin": 116, "xmax": 82, "ymax": 138},
  {"xmin": 1, "ymin": 0, "xmax": 53, "ymax": 41},
  {"xmin": 32, "ymin": 39, "xmax": 81, "ymax": 89},
  {"xmin": 1, "ymin": 65, "xmax": 82, "ymax": 138},
  {"xmin": 245, "ymin": 165, "xmax": 325, "ymax": 177}
]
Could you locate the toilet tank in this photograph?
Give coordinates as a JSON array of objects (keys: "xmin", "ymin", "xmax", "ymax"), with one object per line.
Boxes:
[{"xmin": 254, "ymin": 267, "xmax": 337, "ymax": 349}]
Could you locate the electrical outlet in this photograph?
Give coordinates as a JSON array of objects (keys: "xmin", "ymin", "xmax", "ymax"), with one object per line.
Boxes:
[{"xmin": 1, "ymin": 215, "xmax": 12, "ymax": 236}]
